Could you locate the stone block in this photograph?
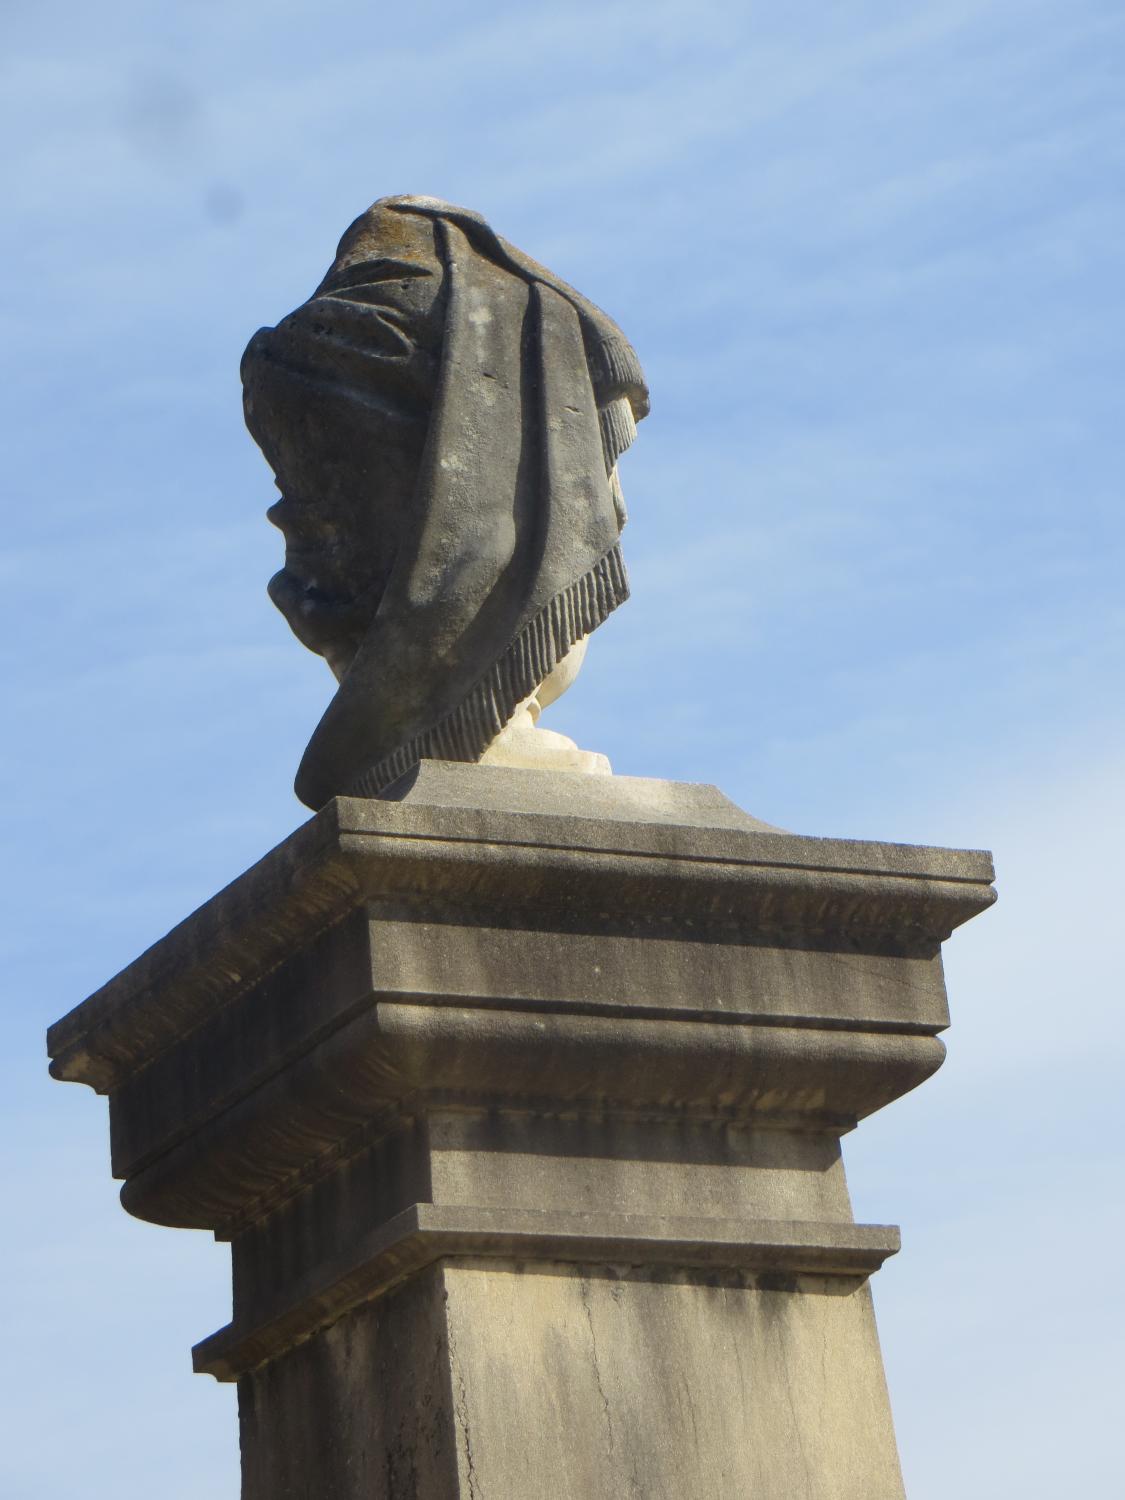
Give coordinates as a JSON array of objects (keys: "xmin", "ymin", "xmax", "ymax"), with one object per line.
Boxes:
[{"xmin": 48, "ymin": 764, "xmax": 995, "ymax": 1497}]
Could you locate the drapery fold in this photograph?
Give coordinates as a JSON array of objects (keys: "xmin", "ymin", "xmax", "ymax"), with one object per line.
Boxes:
[{"xmin": 243, "ymin": 196, "xmax": 647, "ymax": 809}]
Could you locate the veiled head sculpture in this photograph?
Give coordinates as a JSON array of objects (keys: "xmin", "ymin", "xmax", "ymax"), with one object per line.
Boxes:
[{"xmin": 242, "ymin": 195, "xmax": 649, "ymax": 809}]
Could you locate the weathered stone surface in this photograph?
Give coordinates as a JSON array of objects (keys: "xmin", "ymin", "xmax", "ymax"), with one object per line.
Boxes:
[
  {"xmin": 47, "ymin": 765, "xmax": 992, "ymax": 1097},
  {"xmin": 239, "ymin": 1259, "xmax": 906, "ymax": 1500},
  {"xmin": 439, "ymin": 1262, "xmax": 905, "ymax": 1500},
  {"xmin": 237, "ymin": 1263, "xmax": 461, "ymax": 1499},
  {"xmin": 244, "ymin": 197, "xmax": 649, "ymax": 806},
  {"xmin": 47, "ymin": 764, "xmax": 995, "ymax": 1497}
]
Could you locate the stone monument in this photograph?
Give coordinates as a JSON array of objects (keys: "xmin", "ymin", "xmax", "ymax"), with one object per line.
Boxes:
[{"xmin": 48, "ymin": 195, "xmax": 995, "ymax": 1498}]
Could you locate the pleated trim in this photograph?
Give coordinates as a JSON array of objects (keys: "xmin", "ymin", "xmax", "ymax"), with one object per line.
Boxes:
[
  {"xmin": 346, "ymin": 542, "xmax": 631, "ymax": 798},
  {"xmin": 598, "ymin": 397, "xmax": 638, "ymax": 475},
  {"xmin": 587, "ymin": 334, "xmax": 649, "ymax": 418}
]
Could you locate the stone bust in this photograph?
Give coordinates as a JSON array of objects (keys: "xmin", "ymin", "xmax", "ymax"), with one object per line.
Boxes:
[{"xmin": 242, "ymin": 195, "xmax": 648, "ymax": 808}]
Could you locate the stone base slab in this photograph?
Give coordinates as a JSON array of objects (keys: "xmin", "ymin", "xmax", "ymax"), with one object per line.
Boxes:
[{"xmin": 194, "ymin": 1202, "xmax": 900, "ymax": 1381}]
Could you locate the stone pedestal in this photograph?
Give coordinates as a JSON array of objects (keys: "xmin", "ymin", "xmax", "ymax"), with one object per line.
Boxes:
[{"xmin": 48, "ymin": 764, "xmax": 994, "ymax": 1499}]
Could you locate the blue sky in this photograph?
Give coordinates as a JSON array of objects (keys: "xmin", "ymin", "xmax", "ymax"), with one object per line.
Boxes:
[{"xmin": 2, "ymin": 1, "xmax": 1122, "ymax": 1494}]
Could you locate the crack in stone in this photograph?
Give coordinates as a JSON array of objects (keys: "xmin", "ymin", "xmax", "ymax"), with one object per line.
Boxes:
[
  {"xmin": 447, "ymin": 1321, "xmax": 482, "ymax": 1500},
  {"xmin": 579, "ymin": 1277, "xmax": 614, "ymax": 1452}
]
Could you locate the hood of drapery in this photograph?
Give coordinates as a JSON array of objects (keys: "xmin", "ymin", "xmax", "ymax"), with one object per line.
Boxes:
[{"xmin": 242, "ymin": 194, "xmax": 648, "ymax": 809}]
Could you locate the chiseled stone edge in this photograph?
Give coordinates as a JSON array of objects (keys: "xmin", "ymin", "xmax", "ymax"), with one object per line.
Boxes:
[
  {"xmin": 117, "ymin": 1017, "xmax": 946, "ymax": 1233},
  {"xmin": 192, "ymin": 1203, "xmax": 901, "ymax": 1382},
  {"xmin": 48, "ymin": 794, "xmax": 995, "ymax": 1095}
]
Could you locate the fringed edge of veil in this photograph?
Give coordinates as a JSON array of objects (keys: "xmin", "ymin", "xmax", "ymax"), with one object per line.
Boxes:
[{"xmin": 344, "ymin": 542, "xmax": 629, "ymax": 797}]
